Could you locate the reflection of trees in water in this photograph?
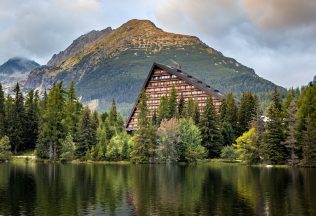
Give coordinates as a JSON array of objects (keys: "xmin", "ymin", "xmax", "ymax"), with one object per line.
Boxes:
[
  {"xmin": 1, "ymin": 163, "xmax": 316, "ymax": 215},
  {"xmin": 0, "ymin": 162, "xmax": 37, "ymax": 215}
]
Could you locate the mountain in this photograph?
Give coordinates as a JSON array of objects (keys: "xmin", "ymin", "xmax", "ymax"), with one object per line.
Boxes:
[
  {"xmin": 0, "ymin": 57, "xmax": 40, "ymax": 93},
  {"xmin": 0, "ymin": 57, "xmax": 40, "ymax": 75},
  {"xmin": 314, "ymin": 75, "xmax": 316, "ymax": 82},
  {"xmin": 24, "ymin": 19, "xmax": 285, "ymax": 114},
  {"xmin": 47, "ymin": 27, "xmax": 112, "ymax": 67}
]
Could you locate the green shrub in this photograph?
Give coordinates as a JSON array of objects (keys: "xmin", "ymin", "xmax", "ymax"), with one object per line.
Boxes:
[{"xmin": 0, "ymin": 136, "xmax": 12, "ymax": 162}]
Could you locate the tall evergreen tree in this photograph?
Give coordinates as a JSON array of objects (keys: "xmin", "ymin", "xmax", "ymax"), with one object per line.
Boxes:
[
  {"xmin": 220, "ymin": 93, "xmax": 238, "ymax": 135},
  {"xmin": 11, "ymin": 83, "xmax": 26, "ymax": 153},
  {"xmin": 193, "ymin": 100, "xmax": 200, "ymax": 125},
  {"xmin": 297, "ymin": 83, "xmax": 316, "ymax": 128},
  {"xmin": 177, "ymin": 93, "xmax": 185, "ymax": 118},
  {"xmin": 76, "ymin": 107, "xmax": 97, "ymax": 159},
  {"xmin": 130, "ymin": 92, "xmax": 157, "ymax": 162},
  {"xmin": 63, "ymin": 81, "xmax": 81, "ymax": 138},
  {"xmin": 5, "ymin": 95, "xmax": 14, "ymax": 151},
  {"xmin": 37, "ymin": 83, "xmax": 66, "ymax": 160},
  {"xmin": 108, "ymin": 99, "xmax": 118, "ymax": 126},
  {"xmin": 24, "ymin": 90, "xmax": 39, "ymax": 150},
  {"xmin": 283, "ymin": 100, "xmax": 300, "ymax": 165},
  {"xmin": 158, "ymin": 95, "xmax": 169, "ymax": 123},
  {"xmin": 184, "ymin": 97, "xmax": 195, "ymax": 119},
  {"xmin": 237, "ymin": 92, "xmax": 258, "ymax": 136},
  {"xmin": 168, "ymin": 86, "xmax": 177, "ymax": 118},
  {"xmin": 200, "ymin": 97, "xmax": 223, "ymax": 158},
  {"xmin": 262, "ymin": 89, "xmax": 287, "ymax": 164},
  {"xmin": 301, "ymin": 116, "xmax": 316, "ymax": 166},
  {"xmin": 0, "ymin": 83, "xmax": 5, "ymax": 137}
]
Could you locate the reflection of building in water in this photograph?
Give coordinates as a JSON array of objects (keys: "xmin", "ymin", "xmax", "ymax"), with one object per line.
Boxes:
[{"xmin": 126, "ymin": 62, "xmax": 224, "ymax": 131}]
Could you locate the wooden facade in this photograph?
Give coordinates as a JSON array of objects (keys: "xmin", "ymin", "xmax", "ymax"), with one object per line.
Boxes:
[{"xmin": 126, "ymin": 63, "xmax": 224, "ymax": 131}]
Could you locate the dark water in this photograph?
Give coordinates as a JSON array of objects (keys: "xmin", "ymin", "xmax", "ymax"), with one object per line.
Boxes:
[{"xmin": 0, "ymin": 162, "xmax": 316, "ymax": 216}]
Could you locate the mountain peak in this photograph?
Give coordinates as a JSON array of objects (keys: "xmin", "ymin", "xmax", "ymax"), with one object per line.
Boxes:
[
  {"xmin": 0, "ymin": 57, "xmax": 40, "ymax": 75},
  {"xmin": 47, "ymin": 27, "xmax": 113, "ymax": 67}
]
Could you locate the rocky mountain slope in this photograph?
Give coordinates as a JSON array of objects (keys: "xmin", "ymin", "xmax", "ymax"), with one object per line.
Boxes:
[
  {"xmin": 0, "ymin": 57, "xmax": 40, "ymax": 93},
  {"xmin": 24, "ymin": 19, "xmax": 285, "ymax": 114}
]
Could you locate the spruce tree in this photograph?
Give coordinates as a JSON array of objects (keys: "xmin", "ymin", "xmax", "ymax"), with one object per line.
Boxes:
[
  {"xmin": 37, "ymin": 83, "xmax": 66, "ymax": 160},
  {"xmin": 76, "ymin": 107, "xmax": 97, "ymax": 159},
  {"xmin": 5, "ymin": 96, "xmax": 14, "ymax": 152},
  {"xmin": 108, "ymin": 99, "xmax": 118, "ymax": 126},
  {"xmin": 262, "ymin": 90, "xmax": 287, "ymax": 164},
  {"xmin": 301, "ymin": 116, "xmax": 316, "ymax": 166},
  {"xmin": 237, "ymin": 92, "xmax": 258, "ymax": 136},
  {"xmin": 64, "ymin": 81, "xmax": 81, "ymax": 138},
  {"xmin": 177, "ymin": 93, "xmax": 185, "ymax": 118},
  {"xmin": 168, "ymin": 86, "xmax": 177, "ymax": 118},
  {"xmin": 130, "ymin": 92, "xmax": 157, "ymax": 162},
  {"xmin": 193, "ymin": 100, "xmax": 200, "ymax": 125},
  {"xmin": 200, "ymin": 97, "xmax": 223, "ymax": 158},
  {"xmin": 11, "ymin": 83, "xmax": 26, "ymax": 153},
  {"xmin": 283, "ymin": 100, "xmax": 299, "ymax": 165},
  {"xmin": 0, "ymin": 83, "xmax": 5, "ymax": 137},
  {"xmin": 184, "ymin": 97, "xmax": 195, "ymax": 119},
  {"xmin": 220, "ymin": 93, "xmax": 238, "ymax": 135},
  {"xmin": 24, "ymin": 90, "xmax": 39, "ymax": 150},
  {"xmin": 158, "ymin": 95, "xmax": 169, "ymax": 123}
]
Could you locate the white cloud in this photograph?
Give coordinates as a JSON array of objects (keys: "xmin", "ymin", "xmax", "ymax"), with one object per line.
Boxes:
[
  {"xmin": 154, "ymin": 0, "xmax": 316, "ymax": 87},
  {"xmin": 0, "ymin": 0, "xmax": 315, "ymax": 87}
]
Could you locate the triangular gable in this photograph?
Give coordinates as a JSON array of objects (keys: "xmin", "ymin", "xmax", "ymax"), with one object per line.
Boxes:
[{"xmin": 125, "ymin": 62, "xmax": 224, "ymax": 131}]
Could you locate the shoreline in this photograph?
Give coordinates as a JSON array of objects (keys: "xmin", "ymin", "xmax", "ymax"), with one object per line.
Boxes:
[{"xmin": 5, "ymin": 157, "xmax": 313, "ymax": 168}]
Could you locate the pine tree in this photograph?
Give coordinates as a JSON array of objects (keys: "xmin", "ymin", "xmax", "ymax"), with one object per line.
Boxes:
[
  {"xmin": 76, "ymin": 107, "xmax": 97, "ymax": 159},
  {"xmin": 158, "ymin": 95, "xmax": 169, "ymax": 123},
  {"xmin": 177, "ymin": 93, "xmax": 185, "ymax": 118},
  {"xmin": 168, "ymin": 86, "xmax": 177, "ymax": 118},
  {"xmin": 221, "ymin": 122, "xmax": 235, "ymax": 145},
  {"xmin": 283, "ymin": 100, "xmax": 299, "ymax": 165},
  {"xmin": 5, "ymin": 96, "xmax": 14, "ymax": 152},
  {"xmin": 262, "ymin": 90, "xmax": 287, "ymax": 164},
  {"xmin": 297, "ymin": 83, "xmax": 316, "ymax": 127},
  {"xmin": 301, "ymin": 116, "xmax": 316, "ymax": 166},
  {"xmin": 130, "ymin": 92, "xmax": 157, "ymax": 162},
  {"xmin": 63, "ymin": 81, "xmax": 81, "ymax": 138},
  {"xmin": 220, "ymin": 93, "xmax": 238, "ymax": 136},
  {"xmin": 237, "ymin": 92, "xmax": 258, "ymax": 136},
  {"xmin": 193, "ymin": 100, "xmax": 200, "ymax": 125},
  {"xmin": 11, "ymin": 83, "xmax": 26, "ymax": 153},
  {"xmin": 200, "ymin": 97, "xmax": 223, "ymax": 158},
  {"xmin": 108, "ymin": 99, "xmax": 118, "ymax": 126},
  {"xmin": 0, "ymin": 83, "xmax": 5, "ymax": 137},
  {"xmin": 37, "ymin": 83, "xmax": 66, "ymax": 160},
  {"xmin": 184, "ymin": 97, "xmax": 195, "ymax": 119},
  {"xmin": 24, "ymin": 90, "xmax": 39, "ymax": 150}
]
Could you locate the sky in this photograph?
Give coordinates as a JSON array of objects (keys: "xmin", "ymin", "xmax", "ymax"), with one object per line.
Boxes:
[{"xmin": 0, "ymin": 0, "xmax": 315, "ymax": 88}]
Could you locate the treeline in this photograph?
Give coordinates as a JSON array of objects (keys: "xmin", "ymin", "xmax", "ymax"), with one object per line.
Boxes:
[
  {"xmin": 0, "ymin": 81, "xmax": 315, "ymax": 165},
  {"xmin": 222, "ymin": 83, "xmax": 316, "ymax": 166}
]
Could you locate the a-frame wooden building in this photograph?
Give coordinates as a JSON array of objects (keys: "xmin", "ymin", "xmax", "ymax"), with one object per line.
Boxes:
[{"xmin": 126, "ymin": 62, "xmax": 224, "ymax": 131}]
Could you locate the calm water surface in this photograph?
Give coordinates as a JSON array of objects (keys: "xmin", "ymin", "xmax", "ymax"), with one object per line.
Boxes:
[{"xmin": 0, "ymin": 162, "xmax": 316, "ymax": 215}]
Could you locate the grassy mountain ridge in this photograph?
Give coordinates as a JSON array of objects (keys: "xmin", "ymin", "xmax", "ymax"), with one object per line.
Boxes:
[{"xmin": 24, "ymin": 19, "xmax": 285, "ymax": 115}]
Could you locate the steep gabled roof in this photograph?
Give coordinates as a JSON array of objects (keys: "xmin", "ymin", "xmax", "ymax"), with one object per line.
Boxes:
[{"xmin": 125, "ymin": 62, "xmax": 225, "ymax": 129}]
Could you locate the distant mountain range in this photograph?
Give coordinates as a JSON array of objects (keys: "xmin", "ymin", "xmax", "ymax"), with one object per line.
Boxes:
[
  {"xmin": 2, "ymin": 19, "xmax": 285, "ymax": 114},
  {"xmin": 0, "ymin": 57, "xmax": 40, "ymax": 93}
]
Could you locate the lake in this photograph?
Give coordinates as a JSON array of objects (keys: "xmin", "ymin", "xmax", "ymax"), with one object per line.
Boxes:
[{"xmin": 0, "ymin": 162, "xmax": 316, "ymax": 215}]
